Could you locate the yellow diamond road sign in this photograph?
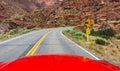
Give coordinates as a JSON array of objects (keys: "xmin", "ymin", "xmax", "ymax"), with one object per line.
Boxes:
[
  {"xmin": 86, "ymin": 28, "xmax": 91, "ymax": 35},
  {"xmin": 85, "ymin": 18, "xmax": 92, "ymax": 27}
]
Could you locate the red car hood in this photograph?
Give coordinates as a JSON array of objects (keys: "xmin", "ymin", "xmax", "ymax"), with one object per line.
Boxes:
[{"xmin": 0, "ymin": 54, "xmax": 120, "ymax": 71}]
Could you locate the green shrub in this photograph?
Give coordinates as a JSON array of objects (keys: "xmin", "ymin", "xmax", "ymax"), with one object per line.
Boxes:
[
  {"xmin": 69, "ymin": 30, "xmax": 76, "ymax": 35},
  {"xmin": 73, "ymin": 32, "xmax": 81, "ymax": 39},
  {"xmin": 68, "ymin": 29, "xmax": 86, "ymax": 39},
  {"xmin": 74, "ymin": 32, "xmax": 81, "ymax": 36},
  {"xmin": 99, "ymin": 28, "xmax": 116, "ymax": 37},
  {"xmin": 100, "ymin": 35, "xmax": 110, "ymax": 39},
  {"xmin": 95, "ymin": 38, "xmax": 109, "ymax": 45},
  {"xmin": 8, "ymin": 29, "xmax": 18, "ymax": 35},
  {"xmin": 98, "ymin": 24, "xmax": 116, "ymax": 37},
  {"xmin": 65, "ymin": 30, "xmax": 70, "ymax": 33},
  {"xmin": 78, "ymin": 36, "xmax": 85, "ymax": 40},
  {"xmin": 113, "ymin": 22, "xmax": 120, "ymax": 26},
  {"xmin": 18, "ymin": 29, "xmax": 30, "ymax": 34},
  {"xmin": 0, "ymin": 34, "xmax": 7, "ymax": 39},
  {"xmin": 30, "ymin": 28, "xmax": 40, "ymax": 31},
  {"xmin": 91, "ymin": 29, "xmax": 112, "ymax": 39},
  {"xmin": 91, "ymin": 29, "xmax": 100, "ymax": 36},
  {"xmin": 116, "ymin": 18, "xmax": 120, "ymax": 21},
  {"xmin": 116, "ymin": 36, "xmax": 120, "ymax": 39}
]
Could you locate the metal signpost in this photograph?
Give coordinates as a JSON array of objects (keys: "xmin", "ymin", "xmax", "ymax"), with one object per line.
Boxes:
[{"xmin": 85, "ymin": 18, "xmax": 92, "ymax": 42}]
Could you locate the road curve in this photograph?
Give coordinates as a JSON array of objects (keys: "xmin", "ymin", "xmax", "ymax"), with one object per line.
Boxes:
[{"xmin": 0, "ymin": 28, "xmax": 99, "ymax": 61}]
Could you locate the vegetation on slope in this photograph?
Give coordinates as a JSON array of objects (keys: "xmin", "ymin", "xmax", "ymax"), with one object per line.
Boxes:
[
  {"xmin": 63, "ymin": 28, "xmax": 120, "ymax": 66},
  {"xmin": 0, "ymin": 28, "xmax": 40, "ymax": 40}
]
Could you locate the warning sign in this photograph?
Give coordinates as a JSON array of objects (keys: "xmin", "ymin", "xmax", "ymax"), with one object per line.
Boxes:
[{"xmin": 85, "ymin": 18, "xmax": 92, "ymax": 27}]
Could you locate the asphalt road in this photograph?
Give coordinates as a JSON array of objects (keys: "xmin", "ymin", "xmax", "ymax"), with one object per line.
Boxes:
[{"xmin": 0, "ymin": 28, "xmax": 99, "ymax": 61}]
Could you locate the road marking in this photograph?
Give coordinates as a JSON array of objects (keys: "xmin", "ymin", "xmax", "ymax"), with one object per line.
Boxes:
[
  {"xmin": 25, "ymin": 32, "xmax": 50, "ymax": 56},
  {"xmin": 0, "ymin": 30, "xmax": 41, "ymax": 45},
  {"xmin": 60, "ymin": 30, "xmax": 100, "ymax": 60}
]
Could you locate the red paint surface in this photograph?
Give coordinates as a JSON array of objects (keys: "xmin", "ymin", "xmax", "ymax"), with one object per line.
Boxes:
[{"xmin": 0, "ymin": 55, "xmax": 120, "ymax": 71}]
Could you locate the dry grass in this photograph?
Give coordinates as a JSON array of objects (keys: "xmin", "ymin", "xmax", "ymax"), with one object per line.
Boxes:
[
  {"xmin": 0, "ymin": 28, "xmax": 40, "ymax": 40},
  {"xmin": 63, "ymin": 29, "xmax": 120, "ymax": 66}
]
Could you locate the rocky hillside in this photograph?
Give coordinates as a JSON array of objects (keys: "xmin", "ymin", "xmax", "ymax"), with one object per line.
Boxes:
[
  {"xmin": 0, "ymin": 0, "xmax": 59, "ymax": 33},
  {"xmin": 0, "ymin": 0, "xmax": 120, "ymax": 33},
  {"xmin": 58, "ymin": 0, "xmax": 120, "ymax": 33},
  {"xmin": 0, "ymin": 0, "xmax": 26, "ymax": 21},
  {"xmin": 0, "ymin": 0, "xmax": 58, "ymax": 21}
]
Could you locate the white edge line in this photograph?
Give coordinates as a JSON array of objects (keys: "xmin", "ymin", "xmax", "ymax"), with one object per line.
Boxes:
[
  {"xmin": 0, "ymin": 30, "xmax": 40, "ymax": 45},
  {"xmin": 60, "ymin": 30, "xmax": 100, "ymax": 60},
  {"xmin": 0, "ymin": 29, "xmax": 50, "ymax": 45}
]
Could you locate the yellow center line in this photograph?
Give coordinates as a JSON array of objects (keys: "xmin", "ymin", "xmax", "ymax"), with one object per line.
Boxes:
[{"xmin": 25, "ymin": 32, "xmax": 50, "ymax": 56}]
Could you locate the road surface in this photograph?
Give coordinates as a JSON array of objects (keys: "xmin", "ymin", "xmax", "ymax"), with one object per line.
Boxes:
[{"xmin": 0, "ymin": 28, "xmax": 99, "ymax": 61}]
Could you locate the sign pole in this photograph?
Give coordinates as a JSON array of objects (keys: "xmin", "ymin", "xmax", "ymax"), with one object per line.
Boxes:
[
  {"xmin": 86, "ymin": 28, "xmax": 90, "ymax": 43},
  {"xmin": 85, "ymin": 18, "xmax": 92, "ymax": 42},
  {"xmin": 87, "ymin": 34, "xmax": 89, "ymax": 42}
]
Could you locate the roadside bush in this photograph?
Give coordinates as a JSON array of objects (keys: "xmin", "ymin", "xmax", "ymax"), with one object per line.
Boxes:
[
  {"xmin": 64, "ymin": 30, "xmax": 70, "ymax": 33},
  {"xmin": 74, "ymin": 32, "xmax": 81, "ymax": 36},
  {"xmin": 18, "ymin": 29, "xmax": 30, "ymax": 34},
  {"xmin": 30, "ymin": 28, "xmax": 40, "ymax": 31},
  {"xmin": 67, "ymin": 29, "xmax": 87, "ymax": 39},
  {"xmin": 116, "ymin": 36, "xmax": 120, "ymax": 39},
  {"xmin": 100, "ymin": 35, "xmax": 111, "ymax": 39},
  {"xmin": 98, "ymin": 24, "xmax": 116, "ymax": 37},
  {"xmin": 0, "ymin": 28, "xmax": 39, "ymax": 40},
  {"xmin": 73, "ymin": 32, "xmax": 81, "ymax": 39},
  {"xmin": 0, "ymin": 34, "xmax": 7, "ymax": 39},
  {"xmin": 91, "ymin": 29, "xmax": 112, "ymax": 39},
  {"xmin": 95, "ymin": 38, "xmax": 109, "ymax": 45},
  {"xmin": 113, "ymin": 22, "xmax": 120, "ymax": 26},
  {"xmin": 91, "ymin": 29, "xmax": 100, "ymax": 36},
  {"xmin": 99, "ymin": 28, "xmax": 116, "ymax": 37},
  {"xmin": 8, "ymin": 29, "xmax": 18, "ymax": 35},
  {"xmin": 69, "ymin": 30, "xmax": 76, "ymax": 35},
  {"xmin": 116, "ymin": 18, "xmax": 120, "ymax": 21},
  {"xmin": 82, "ymin": 30, "xmax": 86, "ymax": 34}
]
